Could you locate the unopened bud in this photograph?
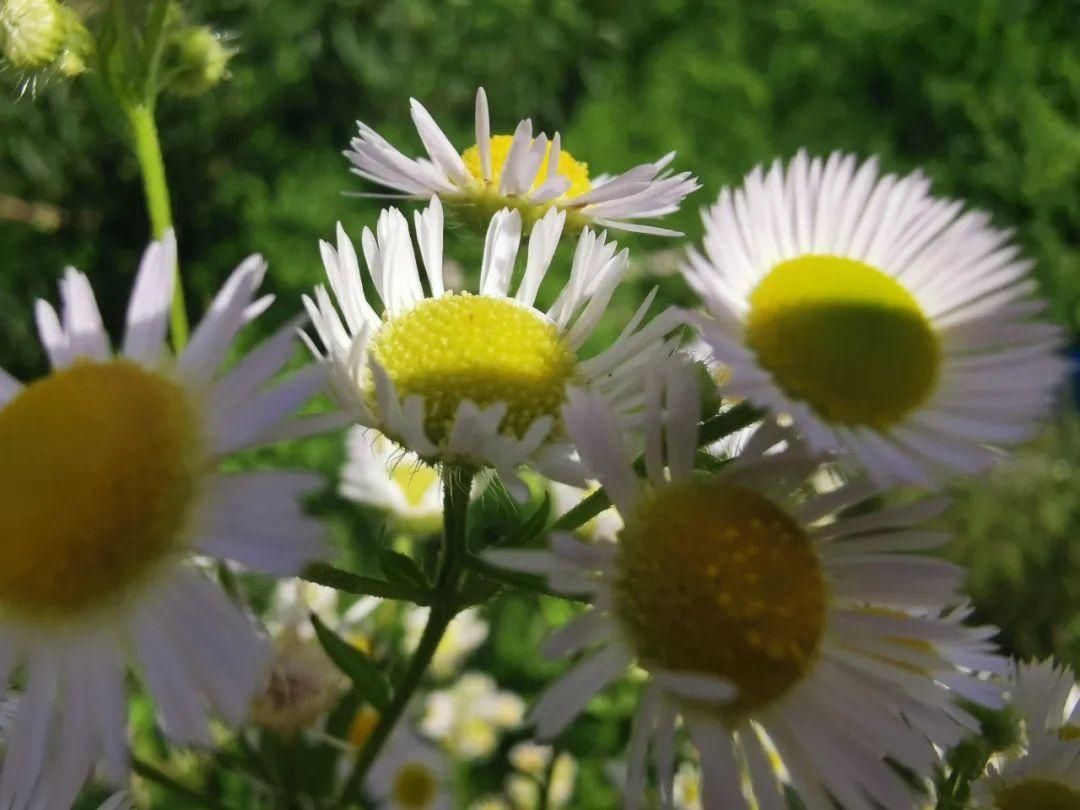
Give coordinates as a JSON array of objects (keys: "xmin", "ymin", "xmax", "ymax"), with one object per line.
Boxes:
[
  {"xmin": 169, "ymin": 25, "xmax": 232, "ymax": 97},
  {"xmin": 0, "ymin": 0, "xmax": 65, "ymax": 70}
]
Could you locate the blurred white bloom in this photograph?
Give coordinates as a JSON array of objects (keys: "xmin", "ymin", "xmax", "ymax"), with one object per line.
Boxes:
[
  {"xmin": 506, "ymin": 751, "xmax": 577, "ymax": 809},
  {"xmin": 250, "ymin": 630, "xmax": 346, "ymax": 735},
  {"xmin": 508, "ymin": 742, "xmax": 552, "ymax": 776},
  {"xmin": 368, "ymin": 726, "xmax": 451, "ymax": 810},
  {"xmin": 672, "ymin": 761, "xmax": 702, "ymax": 809},
  {"xmin": 421, "ymin": 672, "xmax": 525, "ymax": 760},
  {"xmin": 341, "ymin": 427, "xmax": 443, "ymax": 529},
  {"xmin": 404, "ymin": 607, "xmax": 488, "ymax": 678},
  {"xmin": 971, "ymin": 660, "xmax": 1080, "ymax": 808},
  {"xmin": 470, "ymin": 798, "xmax": 511, "ymax": 810},
  {"xmin": 548, "ymin": 480, "xmax": 622, "ymax": 541},
  {"xmin": 0, "ymin": 233, "xmax": 328, "ymax": 808}
]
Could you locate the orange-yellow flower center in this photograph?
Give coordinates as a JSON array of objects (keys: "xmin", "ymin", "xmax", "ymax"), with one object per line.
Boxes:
[
  {"xmin": 369, "ymin": 293, "xmax": 577, "ymax": 453},
  {"xmin": 613, "ymin": 479, "xmax": 826, "ymax": 714},
  {"xmin": 745, "ymin": 255, "xmax": 940, "ymax": 429},
  {"xmin": 994, "ymin": 779, "xmax": 1080, "ymax": 810},
  {"xmin": 461, "ymin": 134, "xmax": 592, "ymax": 199},
  {"xmin": 0, "ymin": 360, "xmax": 202, "ymax": 620}
]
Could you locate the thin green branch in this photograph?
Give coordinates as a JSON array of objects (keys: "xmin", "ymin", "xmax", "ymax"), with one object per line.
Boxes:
[{"xmin": 338, "ymin": 467, "xmax": 475, "ymax": 804}]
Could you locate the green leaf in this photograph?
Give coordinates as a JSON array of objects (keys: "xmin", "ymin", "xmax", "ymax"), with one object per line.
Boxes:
[
  {"xmin": 500, "ymin": 491, "xmax": 553, "ymax": 548},
  {"xmin": 310, "ymin": 614, "xmax": 391, "ymax": 711},
  {"xmin": 378, "ymin": 548, "xmax": 429, "ymax": 590}
]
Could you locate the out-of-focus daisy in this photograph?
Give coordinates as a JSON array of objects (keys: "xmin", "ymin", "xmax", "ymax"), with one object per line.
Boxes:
[
  {"xmin": 305, "ymin": 197, "xmax": 679, "ymax": 484},
  {"xmin": 250, "ymin": 630, "xmax": 346, "ymax": 735},
  {"xmin": 403, "ymin": 606, "xmax": 488, "ymax": 679},
  {"xmin": 341, "ymin": 427, "xmax": 443, "ymax": 530},
  {"xmin": 971, "ymin": 661, "xmax": 1080, "ymax": 809},
  {"xmin": 549, "ymin": 480, "xmax": 623, "ymax": 541},
  {"xmin": 421, "ymin": 672, "xmax": 525, "ymax": 760},
  {"xmin": 367, "ymin": 726, "xmax": 452, "ymax": 810},
  {"xmin": 490, "ymin": 359, "xmax": 1005, "ymax": 809},
  {"xmin": 0, "ymin": 233, "xmax": 329, "ymax": 808},
  {"xmin": 683, "ymin": 151, "xmax": 1065, "ymax": 485},
  {"xmin": 506, "ymin": 745, "xmax": 577, "ymax": 809},
  {"xmin": 346, "ymin": 87, "xmax": 698, "ymax": 236},
  {"xmin": 672, "ymin": 760, "xmax": 703, "ymax": 810}
]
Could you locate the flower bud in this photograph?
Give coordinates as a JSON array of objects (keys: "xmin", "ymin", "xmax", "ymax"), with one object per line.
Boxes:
[
  {"xmin": 0, "ymin": 0, "xmax": 66, "ymax": 70},
  {"xmin": 168, "ymin": 25, "xmax": 232, "ymax": 97}
]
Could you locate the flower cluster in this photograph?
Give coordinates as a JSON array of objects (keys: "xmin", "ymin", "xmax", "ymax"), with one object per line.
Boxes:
[{"xmin": 0, "ymin": 76, "xmax": 1072, "ymax": 810}]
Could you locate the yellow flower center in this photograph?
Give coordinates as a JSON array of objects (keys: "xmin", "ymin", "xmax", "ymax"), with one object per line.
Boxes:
[
  {"xmin": 1059, "ymin": 725, "xmax": 1080, "ymax": 742},
  {"xmin": 461, "ymin": 134, "xmax": 592, "ymax": 199},
  {"xmin": 745, "ymin": 255, "xmax": 940, "ymax": 429},
  {"xmin": 370, "ymin": 293, "xmax": 577, "ymax": 452},
  {"xmin": 390, "ymin": 462, "xmax": 439, "ymax": 508},
  {"xmin": 347, "ymin": 705, "xmax": 380, "ymax": 750},
  {"xmin": 393, "ymin": 762, "xmax": 439, "ymax": 809},
  {"xmin": 995, "ymin": 779, "xmax": 1080, "ymax": 810},
  {"xmin": 613, "ymin": 479, "xmax": 826, "ymax": 715},
  {"xmin": 0, "ymin": 360, "xmax": 202, "ymax": 620}
]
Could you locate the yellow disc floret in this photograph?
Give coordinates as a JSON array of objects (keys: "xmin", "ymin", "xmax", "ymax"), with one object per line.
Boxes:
[
  {"xmin": 994, "ymin": 779, "xmax": 1080, "ymax": 810},
  {"xmin": 745, "ymin": 255, "xmax": 940, "ymax": 429},
  {"xmin": 393, "ymin": 762, "xmax": 439, "ymax": 809},
  {"xmin": 613, "ymin": 479, "xmax": 826, "ymax": 715},
  {"xmin": 370, "ymin": 293, "xmax": 577, "ymax": 451},
  {"xmin": 462, "ymin": 134, "xmax": 592, "ymax": 199},
  {"xmin": 0, "ymin": 360, "xmax": 202, "ymax": 620}
]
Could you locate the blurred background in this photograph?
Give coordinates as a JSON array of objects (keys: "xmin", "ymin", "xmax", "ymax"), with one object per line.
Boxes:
[{"xmin": 2, "ymin": 0, "xmax": 1080, "ymax": 806}]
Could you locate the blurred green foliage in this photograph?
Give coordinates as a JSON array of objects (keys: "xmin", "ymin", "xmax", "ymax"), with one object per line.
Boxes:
[{"xmin": 4, "ymin": 0, "xmax": 1080, "ymax": 806}]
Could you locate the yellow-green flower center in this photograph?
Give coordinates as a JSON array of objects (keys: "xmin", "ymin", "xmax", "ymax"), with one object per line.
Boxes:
[
  {"xmin": 613, "ymin": 479, "xmax": 826, "ymax": 714},
  {"xmin": 393, "ymin": 762, "xmax": 439, "ymax": 809},
  {"xmin": 391, "ymin": 462, "xmax": 440, "ymax": 508},
  {"xmin": 461, "ymin": 134, "xmax": 592, "ymax": 199},
  {"xmin": 370, "ymin": 293, "xmax": 577, "ymax": 452},
  {"xmin": 744, "ymin": 255, "xmax": 940, "ymax": 429},
  {"xmin": 995, "ymin": 779, "xmax": 1080, "ymax": 810},
  {"xmin": 0, "ymin": 360, "xmax": 202, "ymax": 620}
]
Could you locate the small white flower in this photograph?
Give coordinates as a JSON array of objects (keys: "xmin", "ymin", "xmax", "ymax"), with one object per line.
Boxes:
[
  {"xmin": 684, "ymin": 151, "xmax": 1066, "ymax": 485},
  {"xmin": 403, "ymin": 607, "xmax": 488, "ymax": 679},
  {"xmin": 368, "ymin": 726, "xmax": 452, "ymax": 810},
  {"xmin": 421, "ymin": 672, "xmax": 525, "ymax": 760},
  {"xmin": 347, "ymin": 87, "xmax": 699, "ymax": 236},
  {"xmin": 971, "ymin": 661, "xmax": 1080, "ymax": 809},
  {"xmin": 0, "ymin": 232, "xmax": 330, "ymax": 808},
  {"xmin": 490, "ymin": 359, "xmax": 1006, "ymax": 809},
  {"xmin": 305, "ymin": 197, "xmax": 680, "ymax": 484},
  {"xmin": 506, "ymin": 750, "xmax": 577, "ymax": 809},
  {"xmin": 341, "ymin": 427, "xmax": 443, "ymax": 528}
]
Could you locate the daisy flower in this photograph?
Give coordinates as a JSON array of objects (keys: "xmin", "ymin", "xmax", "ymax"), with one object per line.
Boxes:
[
  {"xmin": 683, "ymin": 151, "xmax": 1066, "ymax": 485},
  {"xmin": 341, "ymin": 427, "xmax": 443, "ymax": 529},
  {"xmin": 366, "ymin": 725, "xmax": 452, "ymax": 810},
  {"xmin": 489, "ymin": 359, "xmax": 1005, "ymax": 809},
  {"xmin": 420, "ymin": 672, "xmax": 525, "ymax": 760},
  {"xmin": 345, "ymin": 87, "xmax": 699, "ymax": 236},
  {"xmin": 303, "ymin": 197, "xmax": 680, "ymax": 484},
  {"xmin": 0, "ymin": 233, "xmax": 329, "ymax": 807},
  {"xmin": 971, "ymin": 660, "xmax": 1080, "ymax": 809}
]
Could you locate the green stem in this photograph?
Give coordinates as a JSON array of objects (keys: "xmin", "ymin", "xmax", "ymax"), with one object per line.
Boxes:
[
  {"xmin": 125, "ymin": 101, "xmax": 189, "ymax": 350},
  {"xmin": 132, "ymin": 756, "xmax": 223, "ymax": 810},
  {"xmin": 462, "ymin": 553, "xmax": 586, "ymax": 602},
  {"xmin": 339, "ymin": 467, "xmax": 475, "ymax": 805}
]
